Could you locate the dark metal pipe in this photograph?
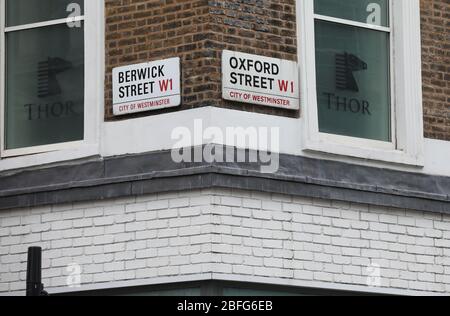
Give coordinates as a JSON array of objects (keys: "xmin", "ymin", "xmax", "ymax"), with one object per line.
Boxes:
[{"xmin": 26, "ymin": 247, "xmax": 47, "ymax": 296}]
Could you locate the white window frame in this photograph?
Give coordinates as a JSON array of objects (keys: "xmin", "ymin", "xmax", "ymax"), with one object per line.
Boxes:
[
  {"xmin": 297, "ymin": 0, "xmax": 424, "ymax": 166},
  {"xmin": 0, "ymin": 0, "xmax": 103, "ymax": 161}
]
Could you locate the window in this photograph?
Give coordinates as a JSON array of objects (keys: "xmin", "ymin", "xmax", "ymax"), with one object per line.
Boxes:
[
  {"xmin": 315, "ymin": 0, "xmax": 391, "ymax": 142},
  {"xmin": 0, "ymin": 0, "xmax": 102, "ymax": 159},
  {"xmin": 298, "ymin": 0, "xmax": 424, "ymax": 166}
]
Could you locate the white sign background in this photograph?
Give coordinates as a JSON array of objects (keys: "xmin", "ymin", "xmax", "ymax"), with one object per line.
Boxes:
[
  {"xmin": 222, "ymin": 50, "xmax": 299, "ymax": 110},
  {"xmin": 112, "ymin": 57, "xmax": 181, "ymax": 116}
]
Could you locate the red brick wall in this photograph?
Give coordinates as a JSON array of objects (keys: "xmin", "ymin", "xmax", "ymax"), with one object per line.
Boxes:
[
  {"xmin": 105, "ymin": 0, "xmax": 211, "ymax": 120},
  {"xmin": 104, "ymin": 0, "xmax": 297, "ymax": 120},
  {"xmin": 206, "ymin": 0, "xmax": 298, "ymax": 117},
  {"xmin": 105, "ymin": 0, "xmax": 450, "ymax": 141},
  {"xmin": 420, "ymin": 0, "xmax": 450, "ymax": 141}
]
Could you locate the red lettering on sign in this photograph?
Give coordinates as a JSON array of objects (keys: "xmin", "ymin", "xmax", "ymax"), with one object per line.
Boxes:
[
  {"xmin": 278, "ymin": 80, "xmax": 289, "ymax": 92},
  {"xmin": 159, "ymin": 79, "xmax": 173, "ymax": 92}
]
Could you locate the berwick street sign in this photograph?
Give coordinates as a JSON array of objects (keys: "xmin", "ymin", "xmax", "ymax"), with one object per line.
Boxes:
[{"xmin": 112, "ymin": 57, "xmax": 181, "ymax": 116}]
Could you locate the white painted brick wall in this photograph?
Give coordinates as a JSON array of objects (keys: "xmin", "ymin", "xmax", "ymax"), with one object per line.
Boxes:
[{"xmin": 0, "ymin": 188, "xmax": 450, "ymax": 295}]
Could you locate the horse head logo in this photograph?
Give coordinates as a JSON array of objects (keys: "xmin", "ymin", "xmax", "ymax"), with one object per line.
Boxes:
[
  {"xmin": 38, "ymin": 57, "xmax": 73, "ymax": 98},
  {"xmin": 335, "ymin": 52, "xmax": 367, "ymax": 92}
]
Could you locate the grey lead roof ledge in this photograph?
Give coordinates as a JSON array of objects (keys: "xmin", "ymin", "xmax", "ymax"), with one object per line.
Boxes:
[{"xmin": 0, "ymin": 147, "xmax": 449, "ymax": 213}]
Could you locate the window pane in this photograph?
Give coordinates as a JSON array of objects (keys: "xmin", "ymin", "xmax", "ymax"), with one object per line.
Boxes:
[
  {"xmin": 6, "ymin": 0, "xmax": 84, "ymax": 27},
  {"xmin": 314, "ymin": 0, "xmax": 389, "ymax": 27},
  {"xmin": 315, "ymin": 21, "xmax": 391, "ymax": 142},
  {"xmin": 5, "ymin": 24, "xmax": 84, "ymax": 150}
]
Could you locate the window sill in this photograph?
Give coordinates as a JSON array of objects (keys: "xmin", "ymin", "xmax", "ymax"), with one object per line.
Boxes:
[
  {"xmin": 303, "ymin": 138, "xmax": 425, "ymax": 167},
  {"xmin": 0, "ymin": 143, "xmax": 100, "ymax": 173}
]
